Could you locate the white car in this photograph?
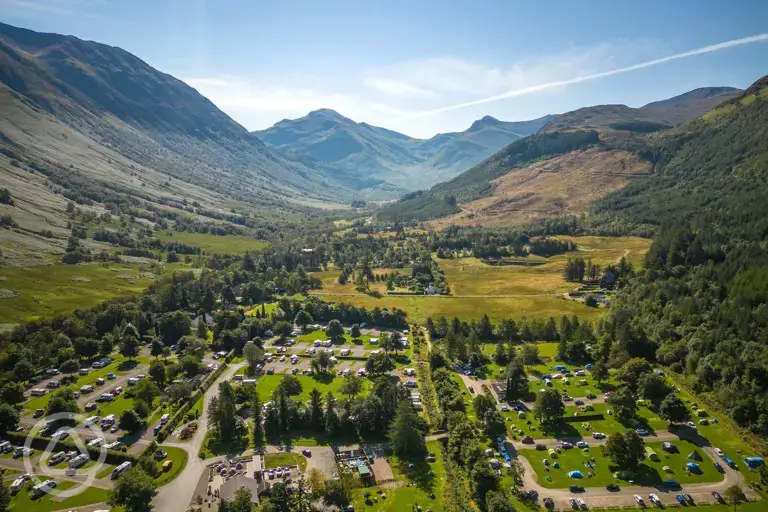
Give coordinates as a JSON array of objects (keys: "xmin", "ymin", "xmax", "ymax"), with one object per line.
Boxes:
[
  {"xmin": 51, "ymin": 429, "xmax": 69, "ymax": 440},
  {"xmin": 592, "ymin": 432, "xmax": 606, "ymax": 439},
  {"xmin": 649, "ymin": 493, "xmax": 661, "ymax": 505},
  {"xmin": 714, "ymin": 447, "xmax": 724, "ymax": 457},
  {"xmin": 634, "ymin": 494, "xmax": 644, "ymax": 505},
  {"xmin": 576, "ymin": 441, "xmax": 589, "ymax": 448},
  {"xmin": 577, "ymin": 498, "xmax": 586, "ymax": 508}
]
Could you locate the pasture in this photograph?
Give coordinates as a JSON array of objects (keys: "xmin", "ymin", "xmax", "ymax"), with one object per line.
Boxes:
[
  {"xmin": 310, "ymin": 236, "xmax": 650, "ymax": 323},
  {"xmin": 154, "ymin": 230, "xmax": 269, "ymax": 254},
  {"xmin": 0, "ymin": 261, "xmax": 180, "ymax": 324}
]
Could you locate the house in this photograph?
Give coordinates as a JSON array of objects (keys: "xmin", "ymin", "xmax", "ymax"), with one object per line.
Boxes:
[
  {"xmin": 600, "ymin": 269, "xmax": 618, "ymax": 289},
  {"xmin": 424, "ymin": 284, "xmax": 438, "ymax": 295},
  {"xmin": 219, "ymin": 475, "xmax": 263, "ymax": 505},
  {"xmin": 191, "ymin": 312, "xmax": 214, "ymax": 327}
]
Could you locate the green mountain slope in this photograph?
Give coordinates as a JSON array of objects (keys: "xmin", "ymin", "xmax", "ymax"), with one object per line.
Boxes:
[
  {"xmin": 0, "ymin": 22, "xmax": 358, "ymax": 208},
  {"xmin": 253, "ymin": 109, "xmax": 555, "ymax": 191},
  {"xmin": 593, "ymin": 74, "xmax": 768, "ymax": 436}
]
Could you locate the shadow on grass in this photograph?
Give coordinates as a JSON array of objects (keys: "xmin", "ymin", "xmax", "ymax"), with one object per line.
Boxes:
[
  {"xmin": 117, "ymin": 360, "xmax": 140, "ymax": 372},
  {"xmin": 390, "ymin": 453, "xmax": 438, "ymax": 494},
  {"xmin": 202, "ymin": 434, "xmax": 249, "ymax": 458}
]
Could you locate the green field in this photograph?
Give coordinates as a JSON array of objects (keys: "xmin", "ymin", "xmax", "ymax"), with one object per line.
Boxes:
[
  {"xmin": 154, "ymin": 446, "xmax": 189, "ymax": 486},
  {"xmin": 255, "ymin": 374, "xmax": 372, "ymax": 402},
  {"xmin": 8, "ymin": 480, "xmax": 110, "ymax": 511},
  {"xmin": 297, "ymin": 329, "xmax": 374, "ymax": 346},
  {"xmin": 522, "ymin": 439, "xmax": 724, "ymax": 488},
  {"xmin": 264, "ymin": 451, "xmax": 308, "ymax": 471},
  {"xmin": 155, "ymin": 230, "xmax": 268, "ymax": 254},
  {"xmin": 309, "ymin": 236, "xmax": 649, "ymax": 323},
  {"xmin": 0, "ymin": 261, "xmax": 181, "ymax": 324},
  {"xmin": 351, "ymin": 440, "xmax": 445, "ymax": 512}
]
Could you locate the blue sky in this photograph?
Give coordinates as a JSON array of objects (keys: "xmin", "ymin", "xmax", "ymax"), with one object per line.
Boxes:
[{"xmin": 3, "ymin": 0, "xmax": 768, "ymax": 137}]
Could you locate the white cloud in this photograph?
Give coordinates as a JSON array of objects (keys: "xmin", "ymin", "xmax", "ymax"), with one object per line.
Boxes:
[{"xmin": 184, "ymin": 76, "xmax": 412, "ymax": 130}]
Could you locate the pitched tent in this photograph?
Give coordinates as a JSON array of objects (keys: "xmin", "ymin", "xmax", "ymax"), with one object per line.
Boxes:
[
  {"xmin": 686, "ymin": 462, "xmax": 700, "ymax": 472},
  {"xmin": 696, "ymin": 409, "xmax": 708, "ymax": 417},
  {"xmin": 517, "ymin": 411, "xmax": 526, "ymax": 419},
  {"xmin": 645, "ymin": 447, "xmax": 660, "ymax": 461},
  {"xmin": 568, "ymin": 470, "xmax": 584, "ymax": 478},
  {"xmin": 688, "ymin": 450, "xmax": 703, "ymax": 461},
  {"xmin": 744, "ymin": 457, "xmax": 765, "ymax": 468},
  {"xmin": 548, "ymin": 449, "xmax": 558, "ymax": 458},
  {"xmin": 662, "ymin": 465, "xmax": 672, "ymax": 473}
]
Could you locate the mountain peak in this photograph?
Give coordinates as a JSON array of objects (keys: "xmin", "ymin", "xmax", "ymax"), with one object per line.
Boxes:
[
  {"xmin": 467, "ymin": 115, "xmax": 501, "ymax": 132},
  {"xmin": 307, "ymin": 108, "xmax": 345, "ymax": 119}
]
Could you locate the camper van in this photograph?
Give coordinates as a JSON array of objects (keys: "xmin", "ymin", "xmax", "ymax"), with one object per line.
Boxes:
[
  {"xmin": 242, "ymin": 379, "xmax": 257, "ymax": 385},
  {"xmin": 101, "ymin": 414, "xmax": 116, "ymax": 427},
  {"xmin": 160, "ymin": 414, "xmax": 170, "ymax": 425},
  {"xmin": 49, "ymin": 451, "xmax": 67, "ymax": 465},
  {"xmin": 84, "ymin": 416, "xmax": 100, "ymax": 427},
  {"xmin": 80, "ymin": 385, "xmax": 94, "ymax": 394},
  {"xmin": 68, "ymin": 454, "xmax": 89, "ymax": 469},
  {"xmin": 0, "ymin": 441, "xmax": 12, "ymax": 454},
  {"xmin": 112, "ymin": 461, "xmax": 132, "ymax": 479},
  {"xmin": 340, "ymin": 348, "xmax": 351, "ymax": 356},
  {"xmin": 30, "ymin": 388, "xmax": 47, "ymax": 397},
  {"xmin": 10, "ymin": 477, "xmax": 26, "ymax": 494},
  {"xmin": 31, "ymin": 480, "xmax": 57, "ymax": 497}
]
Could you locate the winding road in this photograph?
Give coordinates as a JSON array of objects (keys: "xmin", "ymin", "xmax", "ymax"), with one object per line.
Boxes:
[{"xmin": 152, "ymin": 361, "xmax": 247, "ymax": 512}]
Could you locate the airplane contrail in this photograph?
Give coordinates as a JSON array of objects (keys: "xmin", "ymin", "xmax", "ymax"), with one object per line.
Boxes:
[{"xmin": 394, "ymin": 33, "xmax": 768, "ymax": 121}]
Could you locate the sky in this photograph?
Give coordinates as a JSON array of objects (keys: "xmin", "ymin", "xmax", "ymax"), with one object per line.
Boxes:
[{"xmin": 3, "ymin": 0, "xmax": 768, "ymax": 138}]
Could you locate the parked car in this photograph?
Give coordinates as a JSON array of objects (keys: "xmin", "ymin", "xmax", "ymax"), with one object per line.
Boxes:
[
  {"xmin": 676, "ymin": 494, "xmax": 686, "ymax": 505},
  {"xmin": 635, "ymin": 428, "xmax": 649, "ymax": 436},
  {"xmin": 569, "ymin": 485, "xmax": 584, "ymax": 493},
  {"xmin": 576, "ymin": 441, "xmax": 589, "ymax": 448},
  {"xmin": 33, "ymin": 409, "xmax": 44, "ymax": 418},
  {"xmin": 569, "ymin": 498, "xmax": 578, "ymax": 509},
  {"xmin": 543, "ymin": 497, "xmax": 554, "ymax": 509},
  {"xmin": 714, "ymin": 462, "xmax": 724, "ymax": 472},
  {"xmin": 606, "ymin": 484, "xmax": 620, "ymax": 491},
  {"xmin": 521, "ymin": 436, "xmax": 534, "ymax": 444},
  {"xmin": 592, "ymin": 432, "xmax": 606, "ymax": 439},
  {"xmin": 633, "ymin": 495, "xmax": 644, "ymax": 505},
  {"xmin": 586, "ymin": 393, "xmax": 597, "ymax": 399},
  {"xmin": 561, "ymin": 441, "xmax": 573, "ymax": 449},
  {"xmin": 683, "ymin": 494, "xmax": 694, "ymax": 505},
  {"xmin": 712, "ymin": 491, "xmax": 723, "ymax": 503},
  {"xmin": 576, "ymin": 498, "xmax": 586, "ymax": 509},
  {"xmin": 535, "ymin": 444, "xmax": 547, "ymax": 451},
  {"xmin": 714, "ymin": 447, "xmax": 724, "ymax": 457},
  {"xmin": 107, "ymin": 373, "xmax": 116, "ymax": 380},
  {"xmin": 649, "ymin": 493, "xmax": 661, "ymax": 505}
]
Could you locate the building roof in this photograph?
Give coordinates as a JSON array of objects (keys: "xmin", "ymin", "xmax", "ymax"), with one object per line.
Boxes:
[
  {"xmin": 219, "ymin": 475, "xmax": 262, "ymax": 503},
  {"xmin": 357, "ymin": 465, "xmax": 371, "ymax": 476}
]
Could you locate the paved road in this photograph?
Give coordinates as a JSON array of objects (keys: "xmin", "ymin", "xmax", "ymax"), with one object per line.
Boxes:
[{"xmin": 152, "ymin": 361, "xmax": 247, "ymax": 512}]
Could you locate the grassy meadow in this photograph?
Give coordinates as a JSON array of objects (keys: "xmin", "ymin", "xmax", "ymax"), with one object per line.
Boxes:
[
  {"xmin": 0, "ymin": 261, "xmax": 183, "ymax": 324},
  {"xmin": 154, "ymin": 230, "xmax": 269, "ymax": 254},
  {"xmin": 310, "ymin": 236, "xmax": 650, "ymax": 323}
]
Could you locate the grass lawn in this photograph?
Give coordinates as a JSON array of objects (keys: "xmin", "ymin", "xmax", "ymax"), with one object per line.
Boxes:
[
  {"xmin": 245, "ymin": 302, "xmax": 279, "ymax": 317},
  {"xmin": 154, "ymin": 446, "xmax": 188, "ymax": 486},
  {"xmin": 0, "ymin": 260, "xmax": 180, "ymax": 324},
  {"xmin": 255, "ymin": 374, "xmax": 372, "ymax": 402},
  {"xmin": 522, "ymin": 439, "xmax": 724, "ymax": 489},
  {"xmin": 95, "ymin": 464, "xmax": 117, "ymax": 479},
  {"xmin": 264, "ymin": 452, "xmax": 308, "ymax": 471},
  {"xmin": 199, "ymin": 429, "xmax": 251, "ymax": 459},
  {"xmin": 24, "ymin": 356, "xmax": 148, "ymax": 413},
  {"xmin": 9, "ymin": 480, "xmax": 110, "ymax": 511},
  {"xmin": 351, "ymin": 440, "xmax": 445, "ymax": 512},
  {"xmin": 154, "ymin": 230, "xmax": 269, "ymax": 254},
  {"xmin": 297, "ymin": 329, "xmax": 375, "ymax": 347}
]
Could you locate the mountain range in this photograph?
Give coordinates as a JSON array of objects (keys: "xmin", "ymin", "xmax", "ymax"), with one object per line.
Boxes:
[{"xmin": 253, "ymin": 110, "xmax": 555, "ymax": 192}]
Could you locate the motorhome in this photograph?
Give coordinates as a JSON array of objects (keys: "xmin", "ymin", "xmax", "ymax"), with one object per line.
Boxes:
[
  {"xmin": 32, "ymin": 479, "xmax": 58, "ymax": 497},
  {"xmin": 68, "ymin": 454, "xmax": 89, "ymax": 469},
  {"xmin": 80, "ymin": 385, "xmax": 94, "ymax": 394},
  {"xmin": 112, "ymin": 461, "xmax": 132, "ymax": 479},
  {"xmin": 101, "ymin": 414, "xmax": 116, "ymax": 427},
  {"xmin": 30, "ymin": 388, "xmax": 47, "ymax": 397},
  {"xmin": 160, "ymin": 414, "xmax": 170, "ymax": 425}
]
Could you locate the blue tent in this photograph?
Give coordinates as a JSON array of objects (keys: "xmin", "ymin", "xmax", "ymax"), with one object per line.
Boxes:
[
  {"xmin": 686, "ymin": 462, "xmax": 700, "ymax": 471},
  {"xmin": 744, "ymin": 457, "xmax": 765, "ymax": 468},
  {"xmin": 568, "ymin": 470, "xmax": 584, "ymax": 479}
]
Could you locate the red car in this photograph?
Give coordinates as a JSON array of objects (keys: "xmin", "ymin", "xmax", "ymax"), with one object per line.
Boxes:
[{"xmin": 521, "ymin": 435, "xmax": 535, "ymax": 444}]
